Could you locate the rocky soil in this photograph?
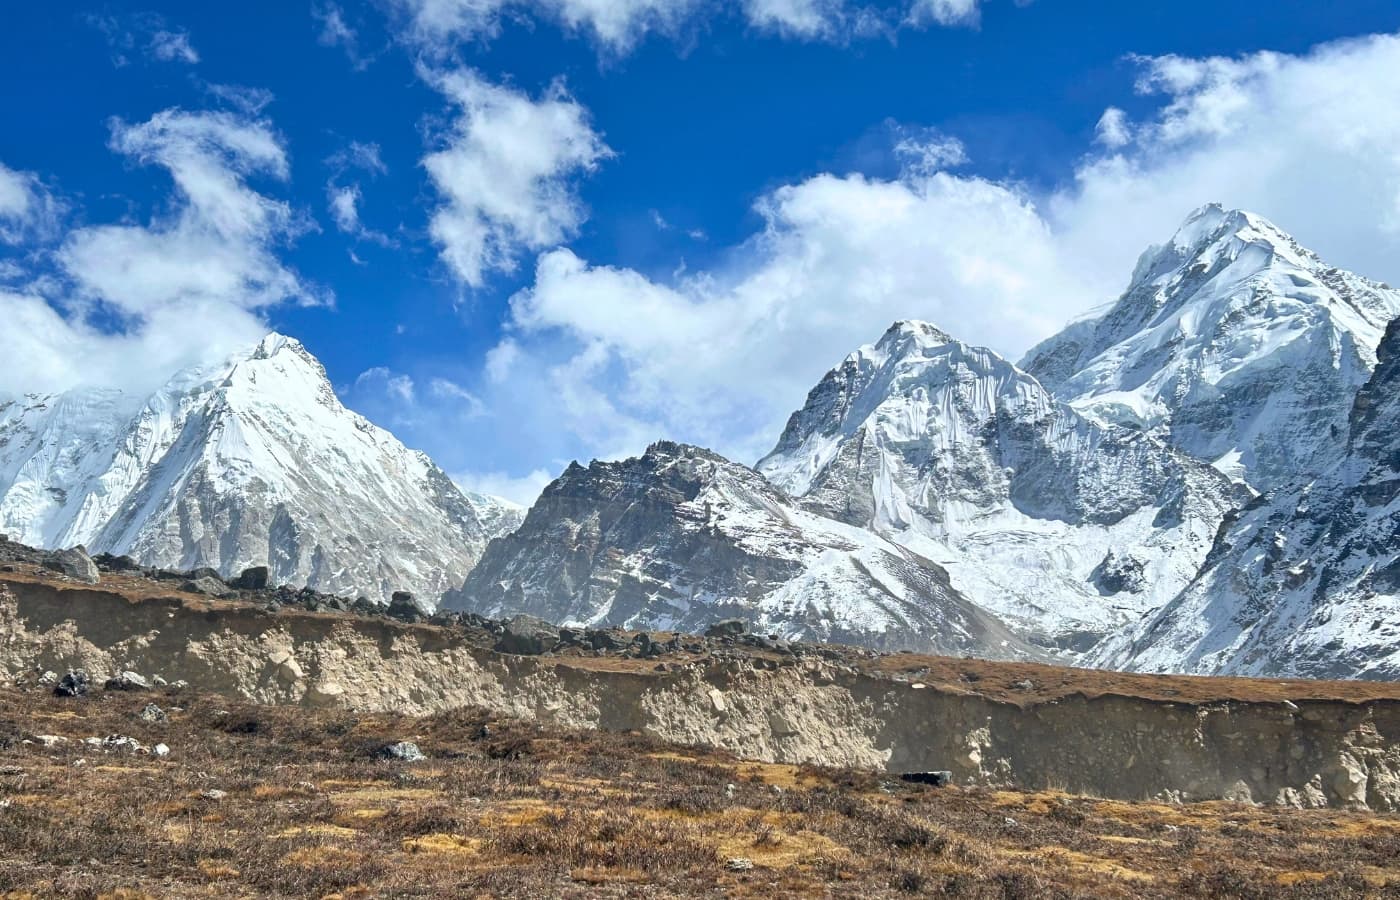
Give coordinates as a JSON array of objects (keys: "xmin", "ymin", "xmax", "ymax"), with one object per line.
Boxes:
[{"xmin": 4, "ymin": 539, "xmax": 1400, "ymax": 813}]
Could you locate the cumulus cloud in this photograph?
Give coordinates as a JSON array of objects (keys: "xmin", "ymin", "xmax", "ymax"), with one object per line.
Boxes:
[
  {"xmin": 1052, "ymin": 32, "xmax": 1400, "ymax": 295},
  {"xmin": 476, "ymin": 31, "xmax": 1400, "ymax": 473},
  {"xmin": 422, "ymin": 69, "xmax": 611, "ymax": 288},
  {"xmin": 0, "ymin": 108, "xmax": 322, "ymax": 398},
  {"xmin": 59, "ymin": 110, "xmax": 323, "ymax": 317}
]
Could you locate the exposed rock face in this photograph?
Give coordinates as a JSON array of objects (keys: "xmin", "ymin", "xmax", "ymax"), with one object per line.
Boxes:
[
  {"xmin": 0, "ymin": 334, "xmax": 522, "ymax": 606},
  {"xmin": 5, "ymin": 575, "xmax": 1400, "ymax": 810},
  {"xmin": 1022, "ymin": 204, "xmax": 1400, "ymax": 492},
  {"xmin": 1094, "ymin": 318, "xmax": 1400, "ymax": 679},
  {"xmin": 757, "ymin": 320, "xmax": 1242, "ymax": 646},
  {"xmin": 447, "ymin": 441, "xmax": 1037, "ymax": 658}
]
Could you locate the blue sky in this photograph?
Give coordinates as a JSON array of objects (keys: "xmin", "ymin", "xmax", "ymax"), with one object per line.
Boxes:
[{"xmin": 3, "ymin": 2, "xmax": 1400, "ymax": 502}]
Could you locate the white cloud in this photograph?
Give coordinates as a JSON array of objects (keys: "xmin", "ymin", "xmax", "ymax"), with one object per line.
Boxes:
[
  {"xmin": 0, "ymin": 109, "xmax": 322, "ymax": 398},
  {"xmin": 87, "ymin": 13, "xmax": 200, "ymax": 66},
  {"xmin": 1093, "ymin": 106, "xmax": 1130, "ymax": 149},
  {"xmin": 315, "ymin": 3, "xmax": 373, "ymax": 69},
  {"xmin": 328, "ymin": 184, "xmax": 364, "ymax": 233},
  {"xmin": 148, "ymin": 30, "xmax": 200, "ymax": 64},
  {"xmin": 743, "ymin": 0, "xmax": 849, "ymax": 39},
  {"xmin": 497, "ymin": 166, "xmax": 1083, "ymax": 463},
  {"xmin": 0, "ymin": 163, "xmax": 59, "ymax": 244},
  {"xmin": 205, "ymin": 83, "xmax": 276, "ymax": 115},
  {"xmin": 477, "ymin": 31, "xmax": 1400, "ymax": 472},
  {"xmin": 1052, "ymin": 32, "xmax": 1400, "ymax": 295},
  {"xmin": 906, "ymin": 0, "xmax": 980, "ymax": 26},
  {"xmin": 422, "ymin": 68, "xmax": 611, "ymax": 288},
  {"xmin": 391, "ymin": 0, "xmax": 992, "ymax": 53},
  {"xmin": 59, "ymin": 110, "xmax": 323, "ymax": 317},
  {"xmin": 892, "ymin": 128, "xmax": 967, "ymax": 174},
  {"xmin": 325, "ymin": 141, "xmax": 392, "ymax": 246},
  {"xmin": 356, "ymin": 366, "xmax": 417, "ymax": 404},
  {"xmin": 451, "ymin": 467, "xmax": 554, "ymax": 506},
  {"xmin": 392, "ymin": 0, "xmax": 700, "ymax": 53}
]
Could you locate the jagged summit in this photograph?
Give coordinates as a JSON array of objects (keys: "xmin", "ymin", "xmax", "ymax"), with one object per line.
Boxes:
[
  {"xmin": 1022, "ymin": 205, "xmax": 1400, "ymax": 490},
  {"xmin": 757, "ymin": 319, "xmax": 1241, "ymax": 646},
  {"xmin": 447, "ymin": 438, "xmax": 1038, "ymax": 658},
  {"xmin": 0, "ymin": 332, "xmax": 522, "ymax": 605}
]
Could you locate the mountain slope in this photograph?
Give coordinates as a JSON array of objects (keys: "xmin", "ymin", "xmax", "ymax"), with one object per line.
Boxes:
[
  {"xmin": 1092, "ymin": 317, "xmax": 1400, "ymax": 680},
  {"xmin": 1022, "ymin": 204, "xmax": 1400, "ymax": 492},
  {"xmin": 446, "ymin": 440, "xmax": 1039, "ymax": 658},
  {"xmin": 0, "ymin": 335, "xmax": 521, "ymax": 604},
  {"xmin": 757, "ymin": 321, "xmax": 1242, "ymax": 648}
]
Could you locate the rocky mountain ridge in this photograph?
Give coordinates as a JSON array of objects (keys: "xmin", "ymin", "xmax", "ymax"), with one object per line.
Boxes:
[{"xmin": 447, "ymin": 440, "xmax": 1038, "ymax": 658}]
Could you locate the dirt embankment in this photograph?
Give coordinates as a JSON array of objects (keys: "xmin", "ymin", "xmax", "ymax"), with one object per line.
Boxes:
[{"xmin": 3, "ymin": 569, "xmax": 1399, "ymax": 810}]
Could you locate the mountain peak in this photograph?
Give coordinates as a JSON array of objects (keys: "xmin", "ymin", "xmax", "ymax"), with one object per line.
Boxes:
[
  {"xmin": 1023, "ymin": 205, "xmax": 1400, "ymax": 491},
  {"xmin": 880, "ymin": 319, "xmax": 953, "ymax": 345},
  {"xmin": 251, "ymin": 331, "xmax": 298, "ymax": 358},
  {"xmin": 1157, "ymin": 203, "xmax": 1304, "ymax": 266}
]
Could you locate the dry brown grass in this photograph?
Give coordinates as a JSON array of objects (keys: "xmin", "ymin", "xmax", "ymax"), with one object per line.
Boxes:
[{"xmin": 0, "ymin": 685, "xmax": 1397, "ymax": 897}]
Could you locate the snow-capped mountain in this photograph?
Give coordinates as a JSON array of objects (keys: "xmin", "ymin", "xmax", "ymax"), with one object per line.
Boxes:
[
  {"xmin": 0, "ymin": 334, "xmax": 521, "ymax": 604},
  {"xmin": 1022, "ymin": 204, "xmax": 1400, "ymax": 492},
  {"xmin": 757, "ymin": 320, "xmax": 1243, "ymax": 648},
  {"xmin": 1093, "ymin": 317, "xmax": 1400, "ymax": 680},
  {"xmin": 446, "ymin": 440, "xmax": 1039, "ymax": 658}
]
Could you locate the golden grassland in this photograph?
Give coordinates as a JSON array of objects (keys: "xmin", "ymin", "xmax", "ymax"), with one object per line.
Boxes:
[{"xmin": 0, "ymin": 686, "xmax": 1397, "ymax": 898}]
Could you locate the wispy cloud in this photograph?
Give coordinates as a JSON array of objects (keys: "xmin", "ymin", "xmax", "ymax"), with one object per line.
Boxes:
[{"xmin": 86, "ymin": 12, "xmax": 200, "ymax": 67}]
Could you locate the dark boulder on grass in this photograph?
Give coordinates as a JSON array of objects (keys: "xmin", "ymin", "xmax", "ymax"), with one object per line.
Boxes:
[
  {"xmin": 42, "ymin": 547, "xmax": 99, "ymax": 584},
  {"xmin": 54, "ymin": 670, "xmax": 89, "ymax": 698}
]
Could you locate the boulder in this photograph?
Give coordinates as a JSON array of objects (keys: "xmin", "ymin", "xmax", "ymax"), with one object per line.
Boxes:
[
  {"xmin": 93, "ymin": 553, "xmax": 140, "ymax": 572},
  {"xmin": 586, "ymin": 628, "xmax": 629, "ymax": 652},
  {"xmin": 704, "ymin": 618, "xmax": 746, "ymax": 639},
  {"xmin": 181, "ymin": 576, "xmax": 234, "ymax": 598},
  {"xmin": 900, "ymin": 771, "xmax": 954, "ymax": 787},
  {"xmin": 233, "ymin": 566, "xmax": 270, "ymax": 590},
  {"xmin": 379, "ymin": 741, "xmax": 426, "ymax": 762},
  {"xmin": 386, "ymin": 591, "xmax": 425, "ymax": 623},
  {"xmin": 42, "ymin": 547, "xmax": 99, "ymax": 584},
  {"xmin": 188, "ymin": 567, "xmax": 224, "ymax": 583},
  {"xmin": 494, "ymin": 614, "xmax": 559, "ymax": 655},
  {"xmin": 557, "ymin": 626, "xmax": 587, "ymax": 647},
  {"xmin": 104, "ymin": 671, "xmax": 151, "ymax": 692},
  {"xmin": 53, "ymin": 670, "xmax": 89, "ymax": 697},
  {"xmin": 100, "ymin": 735, "xmax": 144, "ymax": 754},
  {"xmin": 138, "ymin": 703, "xmax": 167, "ymax": 723}
]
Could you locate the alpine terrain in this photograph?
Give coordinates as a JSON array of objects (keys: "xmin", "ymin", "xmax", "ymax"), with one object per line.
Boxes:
[
  {"xmin": 1022, "ymin": 204, "xmax": 1400, "ymax": 492},
  {"xmin": 446, "ymin": 440, "xmax": 1038, "ymax": 658},
  {"xmin": 0, "ymin": 334, "xmax": 522, "ymax": 605},
  {"xmin": 755, "ymin": 320, "xmax": 1243, "ymax": 649},
  {"xmin": 1093, "ymin": 317, "xmax": 1400, "ymax": 679}
]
